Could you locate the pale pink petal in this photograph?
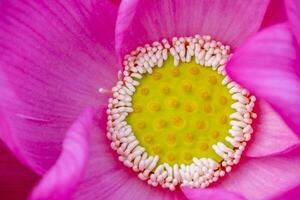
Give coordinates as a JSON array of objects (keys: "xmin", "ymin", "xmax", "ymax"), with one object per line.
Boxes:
[
  {"xmin": 0, "ymin": 141, "xmax": 39, "ymax": 200},
  {"xmin": 0, "ymin": 0, "xmax": 119, "ymax": 174},
  {"xmin": 74, "ymin": 107, "xmax": 187, "ymax": 200},
  {"xmin": 261, "ymin": 0, "xmax": 288, "ymax": 28},
  {"xmin": 215, "ymin": 146, "xmax": 300, "ymax": 200},
  {"xmin": 29, "ymin": 108, "xmax": 94, "ymax": 200},
  {"xmin": 245, "ymin": 101, "xmax": 300, "ymax": 157},
  {"xmin": 182, "ymin": 187, "xmax": 245, "ymax": 200},
  {"xmin": 116, "ymin": 0, "xmax": 270, "ymax": 58},
  {"xmin": 226, "ymin": 23, "xmax": 300, "ymax": 137},
  {"xmin": 286, "ymin": 0, "xmax": 300, "ymax": 44}
]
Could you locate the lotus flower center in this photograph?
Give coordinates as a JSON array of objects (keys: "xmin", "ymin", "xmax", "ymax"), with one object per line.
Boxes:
[
  {"xmin": 127, "ymin": 59, "xmax": 234, "ymax": 165},
  {"xmin": 106, "ymin": 35, "xmax": 256, "ymax": 190}
]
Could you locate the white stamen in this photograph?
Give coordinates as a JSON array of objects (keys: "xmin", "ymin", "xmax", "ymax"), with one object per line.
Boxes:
[{"xmin": 98, "ymin": 87, "xmax": 111, "ymax": 94}]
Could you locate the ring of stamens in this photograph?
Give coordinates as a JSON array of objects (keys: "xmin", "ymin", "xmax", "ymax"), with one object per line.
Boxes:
[{"xmin": 106, "ymin": 35, "xmax": 256, "ymax": 191}]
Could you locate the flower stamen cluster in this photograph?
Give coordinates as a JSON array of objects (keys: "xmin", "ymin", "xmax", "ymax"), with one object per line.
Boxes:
[{"xmin": 106, "ymin": 35, "xmax": 256, "ymax": 190}]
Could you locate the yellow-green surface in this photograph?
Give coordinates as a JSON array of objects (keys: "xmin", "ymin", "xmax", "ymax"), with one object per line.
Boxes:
[{"xmin": 126, "ymin": 57, "xmax": 235, "ymax": 165}]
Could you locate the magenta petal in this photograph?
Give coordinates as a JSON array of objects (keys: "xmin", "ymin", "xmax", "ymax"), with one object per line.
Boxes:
[
  {"xmin": 182, "ymin": 187, "xmax": 245, "ymax": 200},
  {"xmin": 245, "ymin": 101, "xmax": 300, "ymax": 157},
  {"xmin": 215, "ymin": 147, "xmax": 300, "ymax": 200},
  {"xmin": 286, "ymin": 0, "xmax": 300, "ymax": 44},
  {"xmin": 0, "ymin": 0, "xmax": 119, "ymax": 174},
  {"xmin": 271, "ymin": 184, "xmax": 300, "ymax": 200},
  {"xmin": 0, "ymin": 141, "xmax": 39, "ymax": 200},
  {"xmin": 29, "ymin": 108, "xmax": 93, "ymax": 200},
  {"xmin": 116, "ymin": 0, "xmax": 270, "ymax": 57},
  {"xmin": 226, "ymin": 23, "xmax": 300, "ymax": 137},
  {"xmin": 73, "ymin": 107, "xmax": 187, "ymax": 200},
  {"xmin": 261, "ymin": 0, "xmax": 288, "ymax": 28}
]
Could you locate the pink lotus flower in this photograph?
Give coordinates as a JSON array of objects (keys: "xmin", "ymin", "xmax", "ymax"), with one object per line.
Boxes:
[{"xmin": 0, "ymin": 0, "xmax": 300, "ymax": 199}]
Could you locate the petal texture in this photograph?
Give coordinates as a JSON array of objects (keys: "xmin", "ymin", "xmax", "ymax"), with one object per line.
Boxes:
[
  {"xmin": 29, "ymin": 108, "xmax": 93, "ymax": 200},
  {"xmin": 226, "ymin": 23, "xmax": 300, "ymax": 137},
  {"xmin": 182, "ymin": 187, "xmax": 245, "ymax": 200},
  {"xmin": 0, "ymin": 0, "xmax": 119, "ymax": 174},
  {"xmin": 0, "ymin": 141, "xmax": 39, "ymax": 200},
  {"xmin": 215, "ymin": 146, "xmax": 300, "ymax": 200},
  {"xmin": 286, "ymin": 0, "xmax": 300, "ymax": 44},
  {"xmin": 116, "ymin": 0, "xmax": 270, "ymax": 57},
  {"xmin": 74, "ymin": 107, "xmax": 187, "ymax": 200},
  {"xmin": 245, "ymin": 101, "xmax": 300, "ymax": 157}
]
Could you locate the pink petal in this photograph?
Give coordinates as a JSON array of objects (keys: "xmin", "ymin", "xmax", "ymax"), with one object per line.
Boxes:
[
  {"xmin": 0, "ymin": 141, "xmax": 39, "ymax": 200},
  {"xmin": 260, "ymin": 0, "xmax": 288, "ymax": 28},
  {"xmin": 215, "ymin": 146, "xmax": 300, "ymax": 200},
  {"xmin": 29, "ymin": 108, "xmax": 94, "ymax": 200},
  {"xmin": 73, "ymin": 107, "xmax": 187, "ymax": 200},
  {"xmin": 182, "ymin": 187, "xmax": 245, "ymax": 200},
  {"xmin": 226, "ymin": 23, "xmax": 300, "ymax": 137},
  {"xmin": 116, "ymin": 0, "xmax": 270, "ymax": 57},
  {"xmin": 245, "ymin": 101, "xmax": 300, "ymax": 157},
  {"xmin": 286, "ymin": 0, "xmax": 300, "ymax": 44},
  {"xmin": 0, "ymin": 0, "xmax": 119, "ymax": 174},
  {"xmin": 271, "ymin": 184, "xmax": 300, "ymax": 200}
]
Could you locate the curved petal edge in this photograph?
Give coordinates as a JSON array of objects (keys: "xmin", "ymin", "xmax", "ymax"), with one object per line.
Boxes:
[
  {"xmin": 245, "ymin": 101, "xmax": 300, "ymax": 157},
  {"xmin": 116, "ymin": 0, "xmax": 270, "ymax": 59},
  {"xmin": 285, "ymin": 0, "xmax": 300, "ymax": 45},
  {"xmin": 226, "ymin": 23, "xmax": 300, "ymax": 137},
  {"xmin": 29, "ymin": 108, "xmax": 94, "ymax": 200}
]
